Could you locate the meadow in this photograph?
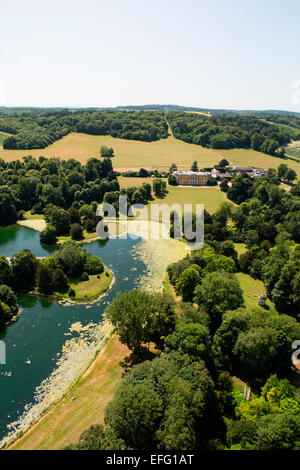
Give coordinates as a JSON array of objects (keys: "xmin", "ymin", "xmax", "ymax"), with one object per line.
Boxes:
[
  {"xmin": 119, "ymin": 177, "xmax": 230, "ymax": 214},
  {"xmin": 1, "ymin": 132, "xmax": 299, "ymax": 176}
]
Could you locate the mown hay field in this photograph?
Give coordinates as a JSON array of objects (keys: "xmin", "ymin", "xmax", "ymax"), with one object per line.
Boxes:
[{"xmin": 1, "ymin": 132, "xmax": 299, "ymax": 176}]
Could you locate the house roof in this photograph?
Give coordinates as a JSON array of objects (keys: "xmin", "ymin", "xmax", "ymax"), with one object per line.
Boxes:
[{"xmin": 173, "ymin": 171, "xmax": 210, "ymax": 176}]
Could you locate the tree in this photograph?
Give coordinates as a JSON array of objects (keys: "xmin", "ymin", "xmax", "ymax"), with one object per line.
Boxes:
[
  {"xmin": 69, "ymin": 206, "xmax": 81, "ymax": 225},
  {"xmin": 138, "ymin": 168, "xmax": 148, "ymax": 177},
  {"xmin": 0, "ymin": 257, "xmax": 12, "ymax": 286},
  {"xmin": 105, "ymin": 289, "xmax": 176, "ymax": 353},
  {"xmin": 277, "ymin": 163, "xmax": 288, "ymax": 179},
  {"xmin": 0, "ymin": 186, "xmax": 17, "ymax": 226},
  {"xmin": 165, "ymin": 322, "xmax": 212, "ymax": 363},
  {"xmin": 213, "ymin": 308, "xmax": 300, "ymax": 381},
  {"xmin": 36, "ymin": 263, "xmax": 55, "ymax": 295},
  {"xmin": 285, "ymin": 168, "xmax": 297, "ymax": 182},
  {"xmin": 175, "ymin": 265, "xmax": 201, "ymax": 302},
  {"xmin": 254, "ymin": 413, "xmax": 300, "ymax": 450},
  {"xmin": 220, "ymin": 179, "xmax": 229, "ymax": 192},
  {"xmin": 100, "ymin": 146, "xmax": 114, "ymax": 157},
  {"xmin": 219, "ymin": 158, "xmax": 229, "ymax": 168},
  {"xmin": 190, "ymin": 161, "xmax": 199, "ymax": 172},
  {"xmin": 63, "ymin": 424, "xmax": 126, "ymax": 450},
  {"xmin": 84, "ymin": 254, "xmax": 104, "ymax": 274},
  {"xmin": 40, "ymin": 224, "xmax": 57, "ymax": 245},
  {"xmin": 105, "ymin": 289, "xmax": 154, "ymax": 352},
  {"xmin": 70, "ymin": 223, "xmax": 84, "ymax": 240},
  {"xmin": 47, "ymin": 206, "xmax": 70, "ymax": 236},
  {"xmin": 52, "ymin": 268, "xmax": 69, "ymax": 292},
  {"xmin": 0, "ymin": 284, "xmax": 18, "ymax": 315},
  {"xmin": 54, "ymin": 242, "xmax": 86, "ymax": 279},
  {"xmin": 168, "ymin": 174, "xmax": 178, "ymax": 186},
  {"xmin": 105, "ymin": 383, "xmax": 163, "ymax": 450},
  {"xmin": 11, "ymin": 249, "xmax": 38, "ymax": 291},
  {"xmin": 194, "ymin": 272, "xmax": 244, "ymax": 332},
  {"xmin": 153, "ymin": 179, "xmax": 166, "ymax": 197}
]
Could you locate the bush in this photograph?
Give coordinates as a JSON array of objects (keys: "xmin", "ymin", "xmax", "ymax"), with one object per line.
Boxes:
[{"xmin": 81, "ymin": 272, "xmax": 89, "ymax": 281}]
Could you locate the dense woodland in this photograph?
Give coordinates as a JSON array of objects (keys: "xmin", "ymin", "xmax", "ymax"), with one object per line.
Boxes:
[
  {"xmin": 167, "ymin": 112, "xmax": 294, "ymax": 155},
  {"xmin": 1, "ymin": 107, "xmax": 299, "ymax": 154},
  {"xmin": 66, "ymin": 166, "xmax": 300, "ymax": 451},
  {"xmin": 0, "ymin": 155, "xmax": 155, "ymax": 243},
  {"xmin": 0, "ymin": 110, "xmax": 168, "ymax": 149}
]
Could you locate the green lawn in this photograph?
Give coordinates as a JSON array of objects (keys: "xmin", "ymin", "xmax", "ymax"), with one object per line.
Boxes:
[
  {"xmin": 236, "ymin": 272, "xmax": 276, "ymax": 312},
  {"xmin": 24, "ymin": 211, "xmax": 45, "ymax": 220},
  {"xmin": 119, "ymin": 177, "xmax": 230, "ymax": 214},
  {"xmin": 234, "ymin": 243, "xmax": 247, "ymax": 256},
  {"xmin": 67, "ymin": 271, "xmax": 112, "ymax": 300}
]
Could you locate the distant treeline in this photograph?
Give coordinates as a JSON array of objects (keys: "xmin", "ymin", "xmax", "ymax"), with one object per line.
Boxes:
[
  {"xmin": 0, "ymin": 110, "xmax": 168, "ymax": 149},
  {"xmin": 167, "ymin": 112, "xmax": 293, "ymax": 155}
]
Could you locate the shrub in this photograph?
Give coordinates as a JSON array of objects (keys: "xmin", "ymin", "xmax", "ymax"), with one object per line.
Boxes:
[{"xmin": 81, "ymin": 272, "xmax": 89, "ymax": 281}]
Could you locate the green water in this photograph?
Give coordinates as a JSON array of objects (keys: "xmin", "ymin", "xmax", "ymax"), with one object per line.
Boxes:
[{"xmin": 0, "ymin": 226, "xmax": 147, "ymax": 443}]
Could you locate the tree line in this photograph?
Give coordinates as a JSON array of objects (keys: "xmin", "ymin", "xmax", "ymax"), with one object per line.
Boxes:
[
  {"xmin": 0, "ymin": 109, "xmax": 168, "ymax": 149},
  {"xmin": 167, "ymin": 112, "xmax": 291, "ymax": 156}
]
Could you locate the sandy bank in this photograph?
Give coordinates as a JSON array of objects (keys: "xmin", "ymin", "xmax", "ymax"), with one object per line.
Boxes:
[{"xmin": 18, "ymin": 219, "xmax": 46, "ymax": 231}]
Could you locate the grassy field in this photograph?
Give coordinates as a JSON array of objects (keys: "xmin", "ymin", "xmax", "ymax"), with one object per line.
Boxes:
[
  {"xmin": 234, "ymin": 243, "xmax": 247, "ymax": 256},
  {"xmin": 1, "ymin": 132, "xmax": 299, "ymax": 176},
  {"xmin": 236, "ymin": 272, "xmax": 276, "ymax": 311},
  {"xmin": 0, "ymin": 131, "xmax": 11, "ymax": 146},
  {"xmin": 8, "ymin": 335, "xmax": 129, "ymax": 450},
  {"xmin": 119, "ymin": 177, "xmax": 230, "ymax": 214},
  {"xmin": 24, "ymin": 211, "xmax": 45, "ymax": 220},
  {"xmin": 68, "ymin": 271, "xmax": 112, "ymax": 300}
]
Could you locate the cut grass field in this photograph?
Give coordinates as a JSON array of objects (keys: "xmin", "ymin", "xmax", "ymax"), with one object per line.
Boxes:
[
  {"xmin": 119, "ymin": 177, "xmax": 230, "ymax": 214},
  {"xmin": 236, "ymin": 272, "xmax": 276, "ymax": 312},
  {"xmin": 68, "ymin": 271, "xmax": 112, "ymax": 300},
  {"xmin": 1, "ymin": 132, "xmax": 299, "ymax": 176},
  {"xmin": 8, "ymin": 335, "xmax": 129, "ymax": 450}
]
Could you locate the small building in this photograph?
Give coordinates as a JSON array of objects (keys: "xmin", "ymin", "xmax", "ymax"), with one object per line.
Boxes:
[
  {"xmin": 258, "ymin": 294, "xmax": 267, "ymax": 306},
  {"xmin": 211, "ymin": 168, "xmax": 232, "ymax": 180},
  {"xmin": 173, "ymin": 171, "xmax": 211, "ymax": 186},
  {"xmin": 230, "ymin": 166, "xmax": 254, "ymax": 177}
]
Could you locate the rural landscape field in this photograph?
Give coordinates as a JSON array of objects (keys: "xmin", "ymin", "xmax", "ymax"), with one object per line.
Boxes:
[
  {"xmin": 1, "ymin": 0, "xmax": 300, "ymax": 459},
  {"xmin": 1, "ymin": 131, "xmax": 299, "ymax": 176}
]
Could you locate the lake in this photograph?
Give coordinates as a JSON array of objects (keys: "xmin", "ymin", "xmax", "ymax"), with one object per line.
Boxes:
[{"xmin": 0, "ymin": 225, "xmax": 149, "ymax": 444}]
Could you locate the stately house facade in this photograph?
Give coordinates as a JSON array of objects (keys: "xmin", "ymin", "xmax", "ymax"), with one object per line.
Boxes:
[{"xmin": 173, "ymin": 170, "xmax": 211, "ymax": 186}]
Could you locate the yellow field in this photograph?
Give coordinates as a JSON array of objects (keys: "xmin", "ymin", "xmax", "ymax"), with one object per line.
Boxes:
[
  {"xmin": 1, "ymin": 132, "xmax": 298, "ymax": 176},
  {"xmin": 119, "ymin": 177, "xmax": 229, "ymax": 214},
  {"xmin": 8, "ymin": 335, "xmax": 129, "ymax": 450}
]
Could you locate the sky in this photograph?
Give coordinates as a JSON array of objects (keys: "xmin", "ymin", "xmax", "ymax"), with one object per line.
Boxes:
[{"xmin": 0, "ymin": 0, "xmax": 300, "ymax": 111}]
